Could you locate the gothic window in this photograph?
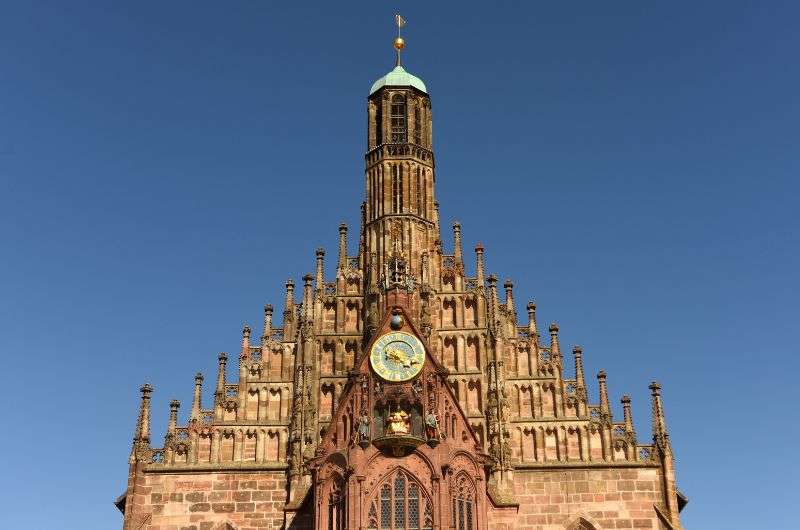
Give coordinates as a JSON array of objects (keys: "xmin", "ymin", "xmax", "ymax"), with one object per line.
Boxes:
[
  {"xmin": 381, "ymin": 484, "xmax": 391, "ymax": 529},
  {"xmin": 422, "ymin": 170, "xmax": 428, "ymax": 218},
  {"xmin": 416, "ymin": 167, "xmax": 422, "ymax": 215},
  {"xmin": 376, "ymin": 104, "xmax": 383, "ymax": 145},
  {"xmin": 413, "ymin": 105, "xmax": 421, "ymax": 145},
  {"xmin": 392, "ymin": 164, "xmax": 404, "ymax": 213},
  {"xmin": 394, "ymin": 475, "xmax": 406, "ymax": 528},
  {"xmin": 451, "ymin": 475, "xmax": 475, "ymax": 530},
  {"xmin": 369, "ymin": 470, "xmax": 432, "ymax": 530},
  {"xmin": 391, "ymin": 95, "xmax": 407, "ymax": 143},
  {"xmin": 400, "ymin": 165, "xmax": 404, "ymax": 212},
  {"xmin": 392, "ymin": 165, "xmax": 397, "ymax": 213},
  {"xmin": 420, "ymin": 105, "xmax": 428, "ymax": 148}
]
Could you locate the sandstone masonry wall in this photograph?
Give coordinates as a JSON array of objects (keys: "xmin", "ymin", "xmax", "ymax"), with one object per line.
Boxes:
[
  {"xmin": 136, "ymin": 471, "xmax": 287, "ymax": 530},
  {"xmin": 487, "ymin": 468, "xmax": 668, "ymax": 530}
]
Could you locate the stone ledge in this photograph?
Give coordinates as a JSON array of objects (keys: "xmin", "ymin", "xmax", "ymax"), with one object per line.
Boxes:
[
  {"xmin": 144, "ymin": 462, "xmax": 289, "ymax": 474},
  {"xmin": 513, "ymin": 461, "xmax": 660, "ymax": 470}
]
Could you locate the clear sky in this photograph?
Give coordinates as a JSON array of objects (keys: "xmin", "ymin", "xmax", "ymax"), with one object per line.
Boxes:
[{"xmin": 1, "ymin": 1, "xmax": 797, "ymax": 528}]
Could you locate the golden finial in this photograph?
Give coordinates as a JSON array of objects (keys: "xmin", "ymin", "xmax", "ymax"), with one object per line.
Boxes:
[{"xmin": 394, "ymin": 14, "xmax": 406, "ymax": 67}]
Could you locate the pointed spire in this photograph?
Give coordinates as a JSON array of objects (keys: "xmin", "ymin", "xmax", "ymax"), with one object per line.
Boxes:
[
  {"xmin": 315, "ymin": 248, "xmax": 325, "ymax": 292},
  {"xmin": 240, "ymin": 325, "xmax": 251, "ymax": 359},
  {"xmin": 474, "ymin": 244, "xmax": 485, "ymax": 287},
  {"xmin": 191, "ymin": 373, "xmax": 203, "ymax": 421},
  {"xmin": 284, "ymin": 279, "xmax": 295, "ymax": 309},
  {"xmin": 549, "ymin": 322, "xmax": 561, "ymax": 359},
  {"xmin": 572, "ymin": 345, "xmax": 585, "ymax": 389},
  {"xmin": 168, "ymin": 399, "xmax": 180, "ymax": 435},
  {"xmin": 216, "ymin": 352, "xmax": 227, "ymax": 395},
  {"xmin": 487, "ymin": 274, "xmax": 499, "ymax": 327},
  {"xmin": 261, "ymin": 304, "xmax": 273, "ymax": 344},
  {"xmin": 135, "ymin": 383, "xmax": 153, "ymax": 444},
  {"xmin": 338, "ymin": 223, "xmax": 348, "ymax": 271},
  {"xmin": 130, "ymin": 383, "xmax": 153, "ymax": 463},
  {"xmin": 649, "ymin": 382, "xmax": 679, "ymax": 521},
  {"xmin": 393, "ymin": 14, "xmax": 406, "ymax": 67},
  {"xmin": 452, "ymin": 222, "xmax": 463, "ymax": 266},
  {"xmin": 526, "ymin": 301, "xmax": 538, "ymax": 337},
  {"xmin": 503, "ymin": 279, "xmax": 515, "ymax": 316},
  {"xmin": 597, "ymin": 370, "xmax": 610, "ymax": 414},
  {"xmin": 283, "ymin": 278, "xmax": 295, "ymax": 336},
  {"xmin": 302, "ymin": 273, "xmax": 314, "ymax": 320},
  {"xmin": 649, "ymin": 381, "xmax": 671, "ymax": 449},
  {"xmin": 621, "ymin": 394, "xmax": 635, "ymax": 436}
]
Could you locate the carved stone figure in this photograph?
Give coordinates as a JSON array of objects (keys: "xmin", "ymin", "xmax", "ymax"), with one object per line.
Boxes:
[
  {"xmin": 424, "ymin": 411, "xmax": 439, "ymax": 440},
  {"xmin": 358, "ymin": 414, "xmax": 371, "ymax": 441},
  {"xmin": 386, "ymin": 410, "xmax": 410, "ymax": 435}
]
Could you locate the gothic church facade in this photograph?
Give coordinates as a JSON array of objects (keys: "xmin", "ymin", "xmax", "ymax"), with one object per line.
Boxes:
[{"xmin": 117, "ymin": 42, "xmax": 687, "ymax": 530}]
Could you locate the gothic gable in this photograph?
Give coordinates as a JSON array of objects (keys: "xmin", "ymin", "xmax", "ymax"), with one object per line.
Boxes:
[
  {"xmin": 312, "ymin": 298, "xmax": 485, "ymax": 465},
  {"xmin": 309, "ymin": 297, "xmax": 489, "ymax": 530}
]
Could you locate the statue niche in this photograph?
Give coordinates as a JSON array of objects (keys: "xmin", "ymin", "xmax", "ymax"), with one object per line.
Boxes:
[{"xmin": 372, "ymin": 384, "xmax": 425, "ymax": 456}]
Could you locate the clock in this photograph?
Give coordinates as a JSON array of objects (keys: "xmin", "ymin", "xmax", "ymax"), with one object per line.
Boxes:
[{"xmin": 370, "ymin": 331, "xmax": 426, "ymax": 382}]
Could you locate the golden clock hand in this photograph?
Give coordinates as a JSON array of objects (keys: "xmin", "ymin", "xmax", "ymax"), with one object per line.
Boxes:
[{"xmin": 386, "ymin": 347, "xmax": 407, "ymax": 362}]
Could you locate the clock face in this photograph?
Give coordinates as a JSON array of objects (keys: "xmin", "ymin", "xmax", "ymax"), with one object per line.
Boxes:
[{"xmin": 370, "ymin": 331, "xmax": 426, "ymax": 382}]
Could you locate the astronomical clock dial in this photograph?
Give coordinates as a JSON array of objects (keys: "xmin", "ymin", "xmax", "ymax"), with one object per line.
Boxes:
[{"xmin": 369, "ymin": 331, "xmax": 425, "ymax": 382}]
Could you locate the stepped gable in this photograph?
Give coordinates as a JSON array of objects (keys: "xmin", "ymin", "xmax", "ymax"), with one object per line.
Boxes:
[{"xmin": 116, "ymin": 21, "xmax": 686, "ymax": 530}]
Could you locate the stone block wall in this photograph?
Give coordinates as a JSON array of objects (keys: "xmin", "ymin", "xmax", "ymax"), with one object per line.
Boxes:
[
  {"xmin": 488, "ymin": 467, "xmax": 667, "ymax": 530},
  {"xmin": 136, "ymin": 471, "xmax": 287, "ymax": 530}
]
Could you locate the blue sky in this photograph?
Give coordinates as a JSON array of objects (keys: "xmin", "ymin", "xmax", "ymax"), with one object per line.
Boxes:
[{"xmin": 1, "ymin": 1, "xmax": 798, "ymax": 528}]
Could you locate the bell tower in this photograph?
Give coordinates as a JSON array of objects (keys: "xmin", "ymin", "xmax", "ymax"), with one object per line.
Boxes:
[{"xmin": 362, "ymin": 26, "xmax": 439, "ymax": 312}]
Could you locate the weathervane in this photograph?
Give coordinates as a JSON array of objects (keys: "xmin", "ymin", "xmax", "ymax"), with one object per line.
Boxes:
[{"xmin": 394, "ymin": 14, "xmax": 406, "ymax": 67}]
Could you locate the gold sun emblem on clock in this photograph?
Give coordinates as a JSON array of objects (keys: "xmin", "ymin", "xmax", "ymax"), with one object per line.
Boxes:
[{"xmin": 370, "ymin": 331, "xmax": 425, "ymax": 382}]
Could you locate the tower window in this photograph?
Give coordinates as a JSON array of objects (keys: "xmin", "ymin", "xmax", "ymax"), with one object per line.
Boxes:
[
  {"xmin": 375, "ymin": 104, "xmax": 383, "ymax": 145},
  {"xmin": 392, "ymin": 164, "xmax": 404, "ymax": 213},
  {"xmin": 417, "ymin": 166, "xmax": 424, "ymax": 215},
  {"xmin": 414, "ymin": 106, "xmax": 421, "ymax": 145},
  {"xmin": 391, "ymin": 95, "xmax": 407, "ymax": 143}
]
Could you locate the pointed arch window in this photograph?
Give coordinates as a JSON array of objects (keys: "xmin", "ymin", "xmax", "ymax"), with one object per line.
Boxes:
[
  {"xmin": 367, "ymin": 470, "xmax": 432, "ymax": 530},
  {"xmin": 376, "ymin": 103, "xmax": 383, "ymax": 146},
  {"xmin": 391, "ymin": 95, "xmax": 407, "ymax": 143},
  {"xmin": 413, "ymin": 105, "xmax": 421, "ymax": 145},
  {"xmin": 451, "ymin": 475, "xmax": 475, "ymax": 530},
  {"xmin": 415, "ymin": 167, "xmax": 422, "ymax": 215},
  {"xmin": 392, "ymin": 164, "xmax": 404, "ymax": 213}
]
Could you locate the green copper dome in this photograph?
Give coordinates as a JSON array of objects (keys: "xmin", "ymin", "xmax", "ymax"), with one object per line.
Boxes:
[{"xmin": 369, "ymin": 65, "xmax": 427, "ymax": 96}]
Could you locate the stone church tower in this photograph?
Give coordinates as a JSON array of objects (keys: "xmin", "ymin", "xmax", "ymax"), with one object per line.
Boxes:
[{"xmin": 117, "ymin": 31, "xmax": 687, "ymax": 530}]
